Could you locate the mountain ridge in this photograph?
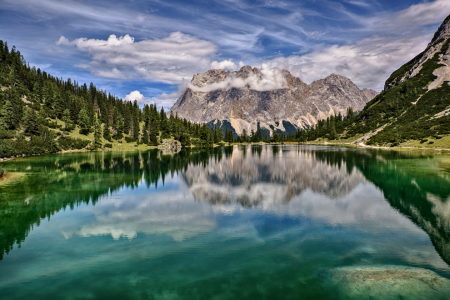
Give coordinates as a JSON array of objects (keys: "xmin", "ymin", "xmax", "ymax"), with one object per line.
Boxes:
[
  {"xmin": 349, "ymin": 15, "xmax": 450, "ymax": 146},
  {"xmin": 170, "ymin": 66, "xmax": 377, "ymax": 136},
  {"xmin": 297, "ymin": 14, "xmax": 450, "ymax": 147}
]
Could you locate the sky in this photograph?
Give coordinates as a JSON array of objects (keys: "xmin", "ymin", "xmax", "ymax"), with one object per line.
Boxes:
[{"xmin": 0, "ymin": 0, "xmax": 449, "ymax": 108}]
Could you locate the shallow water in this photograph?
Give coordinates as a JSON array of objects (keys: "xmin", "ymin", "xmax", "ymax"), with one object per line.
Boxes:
[{"xmin": 0, "ymin": 145, "xmax": 450, "ymax": 299}]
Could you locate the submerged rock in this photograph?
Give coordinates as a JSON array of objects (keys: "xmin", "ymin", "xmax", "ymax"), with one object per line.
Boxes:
[{"xmin": 328, "ymin": 265, "xmax": 450, "ymax": 300}]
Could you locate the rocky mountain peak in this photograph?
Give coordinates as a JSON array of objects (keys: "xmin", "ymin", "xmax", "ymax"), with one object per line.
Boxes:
[
  {"xmin": 170, "ymin": 66, "xmax": 377, "ymax": 135},
  {"xmin": 320, "ymin": 73, "xmax": 356, "ymax": 86},
  {"xmin": 385, "ymin": 14, "xmax": 450, "ymax": 90},
  {"xmin": 430, "ymin": 14, "xmax": 450, "ymax": 46}
]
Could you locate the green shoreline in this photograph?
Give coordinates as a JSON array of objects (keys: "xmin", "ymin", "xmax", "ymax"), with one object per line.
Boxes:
[{"xmin": 2, "ymin": 141, "xmax": 449, "ymax": 163}]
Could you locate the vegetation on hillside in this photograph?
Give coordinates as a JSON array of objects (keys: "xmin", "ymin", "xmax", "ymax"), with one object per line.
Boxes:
[
  {"xmin": 292, "ymin": 38, "xmax": 450, "ymax": 147},
  {"xmin": 2, "ymin": 32, "xmax": 449, "ymax": 153},
  {"xmin": 0, "ymin": 40, "xmax": 233, "ymax": 158}
]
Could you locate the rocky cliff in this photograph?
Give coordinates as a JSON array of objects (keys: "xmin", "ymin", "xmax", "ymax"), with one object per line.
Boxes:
[
  {"xmin": 170, "ymin": 66, "xmax": 377, "ymax": 135},
  {"xmin": 348, "ymin": 14, "xmax": 450, "ymax": 146},
  {"xmin": 384, "ymin": 15, "xmax": 450, "ymax": 90}
]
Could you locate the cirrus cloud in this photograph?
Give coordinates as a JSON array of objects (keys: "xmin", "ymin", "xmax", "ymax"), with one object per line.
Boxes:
[
  {"xmin": 57, "ymin": 32, "xmax": 219, "ymax": 84},
  {"xmin": 260, "ymin": 33, "xmax": 431, "ymax": 90}
]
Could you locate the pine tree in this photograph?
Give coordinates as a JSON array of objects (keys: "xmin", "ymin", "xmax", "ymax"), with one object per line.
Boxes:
[
  {"xmin": 22, "ymin": 107, "xmax": 40, "ymax": 135},
  {"xmin": 160, "ymin": 107, "xmax": 170, "ymax": 139},
  {"xmin": 347, "ymin": 107, "xmax": 354, "ymax": 122},
  {"xmin": 149, "ymin": 121, "xmax": 159, "ymax": 145},
  {"xmin": 143, "ymin": 104, "xmax": 150, "ymax": 125},
  {"xmin": 116, "ymin": 116, "xmax": 124, "ymax": 139},
  {"xmin": 0, "ymin": 100, "xmax": 15, "ymax": 130},
  {"xmin": 168, "ymin": 111, "xmax": 176, "ymax": 136},
  {"xmin": 200, "ymin": 124, "xmax": 209, "ymax": 146},
  {"xmin": 94, "ymin": 115, "xmax": 102, "ymax": 149},
  {"xmin": 216, "ymin": 124, "xmax": 223, "ymax": 143},
  {"xmin": 177, "ymin": 125, "xmax": 191, "ymax": 147},
  {"xmin": 78, "ymin": 108, "xmax": 91, "ymax": 135},
  {"xmin": 103, "ymin": 122, "xmax": 112, "ymax": 141},
  {"xmin": 330, "ymin": 115, "xmax": 337, "ymax": 140},
  {"xmin": 149, "ymin": 106, "xmax": 159, "ymax": 145},
  {"xmin": 123, "ymin": 105, "xmax": 131, "ymax": 134},
  {"xmin": 256, "ymin": 128, "xmax": 263, "ymax": 142},
  {"xmin": 62, "ymin": 109, "xmax": 72, "ymax": 131},
  {"xmin": 32, "ymin": 81, "xmax": 41, "ymax": 103},
  {"xmin": 132, "ymin": 111, "xmax": 139, "ymax": 140},
  {"xmin": 271, "ymin": 129, "xmax": 279, "ymax": 143},
  {"xmin": 142, "ymin": 124, "xmax": 149, "ymax": 144},
  {"xmin": 208, "ymin": 129, "xmax": 214, "ymax": 147},
  {"xmin": 241, "ymin": 129, "xmax": 248, "ymax": 143}
]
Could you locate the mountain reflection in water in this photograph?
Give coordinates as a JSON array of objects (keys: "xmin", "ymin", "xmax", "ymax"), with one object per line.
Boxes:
[{"xmin": 0, "ymin": 145, "xmax": 449, "ymax": 269}]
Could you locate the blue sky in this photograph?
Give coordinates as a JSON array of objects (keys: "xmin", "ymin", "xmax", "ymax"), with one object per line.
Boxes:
[{"xmin": 1, "ymin": 0, "xmax": 449, "ymax": 108}]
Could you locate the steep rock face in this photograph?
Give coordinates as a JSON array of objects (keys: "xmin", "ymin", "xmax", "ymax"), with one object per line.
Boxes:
[
  {"xmin": 170, "ymin": 66, "xmax": 376, "ymax": 135},
  {"xmin": 385, "ymin": 15, "xmax": 450, "ymax": 90},
  {"xmin": 351, "ymin": 14, "xmax": 450, "ymax": 146},
  {"xmin": 430, "ymin": 15, "xmax": 450, "ymax": 45}
]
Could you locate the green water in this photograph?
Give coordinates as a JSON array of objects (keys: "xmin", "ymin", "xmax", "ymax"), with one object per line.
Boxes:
[{"xmin": 0, "ymin": 145, "xmax": 450, "ymax": 299}]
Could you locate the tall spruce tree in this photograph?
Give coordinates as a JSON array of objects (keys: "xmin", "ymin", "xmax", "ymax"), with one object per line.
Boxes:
[
  {"xmin": 78, "ymin": 108, "xmax": 91, "ymax": 135},
  {"xmin": 142, "ymin": 124, "xmax": 149, "ymax": 144},
  {"xmin": 94, "ymin": 115, "xmax": 102, "ymax": 149},
  {"xmin": 160, "ymin": 107, "xmax": 170, "ymax": 139},
  {"xmin": 62, "ymin": 109, "xmax": 72, "ymax": 131},
  {"xmin": 22, "ymin": 107, "xmax": 40, "ymax": 135},
  {"xmin": 241, "ymin": 129, "xmax": 248, "ymax": 143},
  {"xmin": 103, "ymin": 122, "xmax": 112, "ymax": 141},
  {"xmin": 0, "ymin": 100, "xmax": 15, "ymax": 130}
]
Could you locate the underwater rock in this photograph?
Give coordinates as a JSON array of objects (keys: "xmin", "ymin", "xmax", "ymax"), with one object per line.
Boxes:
[{"xmin": 328, "ymin": 265, "xmax": 450, "ymax": 300}]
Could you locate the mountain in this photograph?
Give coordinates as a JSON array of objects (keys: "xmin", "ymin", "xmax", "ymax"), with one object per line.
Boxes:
[
  {"xmin": 342, "ymin": 15, "xmax": 450, "ymax": 146},
  {"xmin": 170, "ymin": 66, "xmax": 377, "ymax": 136}
]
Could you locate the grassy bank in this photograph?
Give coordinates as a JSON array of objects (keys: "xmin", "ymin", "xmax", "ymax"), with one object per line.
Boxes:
[{"xmin": 305, "ymin": 138, "xmax": 450, "ymax": 153}]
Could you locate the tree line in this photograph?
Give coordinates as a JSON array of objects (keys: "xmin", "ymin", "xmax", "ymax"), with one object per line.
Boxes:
[
  {"xmin": 0, "ymin": 38, "xmax": 373, "ymax": 157},
  {"xmin": 0, "ymin": 40, "xmax": 234, "ymax": 157}
]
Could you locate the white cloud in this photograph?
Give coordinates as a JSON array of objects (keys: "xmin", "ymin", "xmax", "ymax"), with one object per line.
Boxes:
[
  {"xmin": 260, "ymin": 33, "xmax": 430, "ymax": 90},
  {"xmin": 124, "ymin": 90, "xmax": 146, "ymax": 104},
  {"xmin": 63, "ymin": 188, "xmax": 217, "ymax": 242},
  {"xmin": 210, "ymin": 59, "xmax": 238, "ymax": 70},
  {"xmin": 96, "ymin": 67, "xmax": 126, "ymax": 79},
  {"xmin": 182, "ymin": 146, "xmax": 426, "ymax": 234},
  {"xmin": 382, "ymin": 0, "xmax": 450, "ymax": 32},
  {"xmin": 48, "ymin": 0, "xmax": 450, "ymax": 94},
  {"xmin": 123, "ymin": 90, "xmax": 178, "ymax": 109},
  {"xmin": 190, "ymin": 64, "xmax": 288, "ymax": 92},
  {"xmin": 57, "ymin": 32, "xmax": 218, "ymax": 84},
  {"xmin": 247, "ymin": 0, "xmax": 450, "ymax": 91},
  {"xmin": 149, "ymin": 91, "xmax": 180, "ymax": 109},
  {"xmin": 210, "ymin": 59, "xmax": 247, "ymax": 71}
]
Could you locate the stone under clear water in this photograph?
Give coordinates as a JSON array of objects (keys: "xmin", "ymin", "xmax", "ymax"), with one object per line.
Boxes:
[{"xmin": 0, "ymin": 145, "xmax": 449, "ymax": 300}]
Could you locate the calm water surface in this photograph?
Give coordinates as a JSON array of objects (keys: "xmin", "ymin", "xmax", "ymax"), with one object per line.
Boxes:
[{"xmin": 0, "ymin": 145, "xmax": 450, "ymax": 299}]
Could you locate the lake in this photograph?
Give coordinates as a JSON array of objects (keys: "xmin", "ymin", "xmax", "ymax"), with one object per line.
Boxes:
[{"xmin": 0, "ymin": 145, "xmax": 450, "ymax": 300}]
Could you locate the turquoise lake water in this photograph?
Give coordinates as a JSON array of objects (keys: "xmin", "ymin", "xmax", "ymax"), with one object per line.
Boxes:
[{"xmin": 0, "ymin": 145, "xmax": 450, "ymax": 299}]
